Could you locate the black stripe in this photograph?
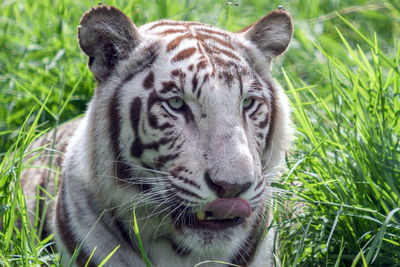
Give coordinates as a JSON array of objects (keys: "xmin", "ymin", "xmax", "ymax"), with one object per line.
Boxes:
[
  {"xmin": 108, "ymin": 42, "xmax": 159, "ymax": 161},
  {"xmin": 249, "ymin": 102, "xmax": 263, "ymax": 118},
  {"xmin": 258, "ymin": 110, "xmax": 271, "ymax": 129},
  {"xmin": 170, "ymin": 166, "xmax": 201, "ymax": 189},
  {"xmin": 249, "ymin": 185, "xmax": 265, "ymax": 201},
  {"xmin": 155, "ymin": 153, "xmax": 180, "ymax": 168},
  {"xmin": 109, "ymin": 84, "xmax": 122, "ymax": 162},
  {"xmin": 147, "ymin": 92, "xmax": 176, "ymax": 130},
  {"xmin": 143, "ymin": 71, "xmax": 154, "ymax": 89},
  {"xmin": 264, "ymin": 80, "xmax": 277, "ymax": 148},
  {"xmin": 230, "ymin": 205, "xmax": 268, "ymax": 266},
  {"xmin": 173, "ymin": 175, "xmax": 201, "ymax": 189},
  {"xmin": 171, "ymin": 47, "xmax": 197, "ymax": 62},
  {"xmin": 169, "ymin": 181, "xmax": 204, "ymax": 200},
  {"xmin": 171, "ymin": 239, "xmax": 192, "ymax": 256},
  {"xmin": 196, "ymin": 33, "xmax": 234, "ymax": 50},
  {"xmin": 160, "ymin": 81, "xmax": 179, "ymax": 94},
  {"xmin": 110, "ymin": 86, "xmax": 134, "ymax": 180},
  {"xmin": 191, "ymin": 73, "xmax": 198, "ymax": 93},
  {"xmin": 196, "ymin": 74, "xmax": 209, "ymax": 99},
  {"xmin": 107, "ymin": 209, "xmax": 142, "ymax": 257},
  {"xmin": 56, "ymin": 182, "xmax": 98, "ymax": 267},
  {"xmin": 130, "ymin": 97, "xmax": 144, "ymax": 157},
  {"xmin": 198, "ymin": 28, "xmax": 229, "ymax": 38},
  {"xmin": 166, "ymin": 33, "xmax": 192, "ymax": 51}
]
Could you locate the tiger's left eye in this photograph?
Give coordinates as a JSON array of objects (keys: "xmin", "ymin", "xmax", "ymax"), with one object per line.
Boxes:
[
  {"xmin": 242, "ymin": 97, "xmax": 254, "ymax": 109},
  {"xmin": 167, "ymin": 97, "xmax": 184, "ymax": 110}
]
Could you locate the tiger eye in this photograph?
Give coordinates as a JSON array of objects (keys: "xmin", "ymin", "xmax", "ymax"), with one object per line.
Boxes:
[
  {"xmin": 167, "ymin": 97, "xmax": 184, "ymax": 110},
  {"xmin": 242, "ymin": 97, "xmax": 254, "ymax": 109}
]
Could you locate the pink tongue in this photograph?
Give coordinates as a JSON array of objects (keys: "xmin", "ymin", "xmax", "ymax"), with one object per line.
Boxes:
[{"xmin": 205, "ymin": 198, "xmax": 251, "ymax": 219}]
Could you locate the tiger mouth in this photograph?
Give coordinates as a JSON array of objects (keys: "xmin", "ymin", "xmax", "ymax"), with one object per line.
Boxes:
[
  {"xmin": 187, "ymin": 211, "xmax": 245, "ymax": 230},
  {"xmin": 177, "ymin": 198, "xmax": 251, "ymax": 230}
]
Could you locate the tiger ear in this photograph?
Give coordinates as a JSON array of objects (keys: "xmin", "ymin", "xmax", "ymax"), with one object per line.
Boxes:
[
  {"xmin": 78, "ymin": 5, "xmax": 141, "ymax": 82},
  {"xmin": 239, "ymin": 9, "xmax": 293, "ymax": 59}
]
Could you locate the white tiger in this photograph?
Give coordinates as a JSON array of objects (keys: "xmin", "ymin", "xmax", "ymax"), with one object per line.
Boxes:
[{"xmin": 22, "ymin": 4, "xmax": 293, "ymax": 266}]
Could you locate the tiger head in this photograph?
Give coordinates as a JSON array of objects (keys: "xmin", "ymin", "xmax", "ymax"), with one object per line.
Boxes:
[{"xmin": 78, "ymin": 5, "xmax": 293, "ymax": 262}]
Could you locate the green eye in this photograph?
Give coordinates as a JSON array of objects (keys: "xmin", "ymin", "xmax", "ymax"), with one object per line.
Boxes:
[
  {"xmin": 167, "ymin": 97, "xmax": 184, "ymax": 110},
  {"xmin": 242, "ymin": 97, "xmax": 254, "ymax": 109}
]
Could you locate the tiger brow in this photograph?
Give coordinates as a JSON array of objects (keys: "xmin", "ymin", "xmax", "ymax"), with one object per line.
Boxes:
[
  {"xmin": 249, "ymin": 80, "xmax": 264, "ymax": 92},
  {"xmin": 160, "ymin": 80, "xmax": 183, "ymax": 95}
]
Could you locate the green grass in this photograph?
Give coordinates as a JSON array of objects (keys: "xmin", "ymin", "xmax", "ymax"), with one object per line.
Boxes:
[{"xmin": 1, "ymin": 0, "xmax": 400, "ymax": 266}]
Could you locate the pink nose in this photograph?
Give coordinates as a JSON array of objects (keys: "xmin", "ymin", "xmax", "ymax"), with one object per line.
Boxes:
[{"xmin": 205, "ymin": 198, "xmax": 251, "ymax": 219}]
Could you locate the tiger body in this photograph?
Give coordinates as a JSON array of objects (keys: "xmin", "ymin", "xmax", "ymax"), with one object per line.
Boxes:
[{"xmin": 22, "ymin": 5, "xmax": 293, "ymax": 266}]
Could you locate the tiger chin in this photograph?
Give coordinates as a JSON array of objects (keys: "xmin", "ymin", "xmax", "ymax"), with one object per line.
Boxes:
[{"xmin": 22, "ymin": 4, "xmax": 293, "ymax": 267}]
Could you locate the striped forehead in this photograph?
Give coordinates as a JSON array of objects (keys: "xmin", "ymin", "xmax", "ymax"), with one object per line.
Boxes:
[
  {"xmin": 140, "ymin": 20, "xmax": 252, "ymax": 96},
  {"xmin": 143, "ymin": 20, "xmax": 246, "ymax": 65}
]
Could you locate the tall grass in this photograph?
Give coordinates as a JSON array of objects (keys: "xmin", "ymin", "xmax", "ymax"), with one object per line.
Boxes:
[
  {"xmin": 1, "ymin": 0, "xmax": 399, "ymax": 266},
  {"xmin": 278, "ymin": 24, "xmax": 400, "ymax": 265}
]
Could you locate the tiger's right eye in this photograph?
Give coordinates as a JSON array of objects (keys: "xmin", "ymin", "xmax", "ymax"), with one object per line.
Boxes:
[
  {"xmin": 242, "ymin": 97, "xmax": 255, "ymax": 110},
  {"xmin": 167, "ymin": 97, "xmax": 184, "ymax": 110}
]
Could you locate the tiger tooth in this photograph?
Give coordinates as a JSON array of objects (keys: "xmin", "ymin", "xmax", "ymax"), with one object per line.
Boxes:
[{"xmin": 195, "ymin": 211, "xmax": 206, "ymax": 220}]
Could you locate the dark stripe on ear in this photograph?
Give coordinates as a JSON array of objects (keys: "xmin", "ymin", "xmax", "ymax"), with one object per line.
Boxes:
[{"xmin": 88, "ymin": 56, "xmax": 94, "ymax": 67}]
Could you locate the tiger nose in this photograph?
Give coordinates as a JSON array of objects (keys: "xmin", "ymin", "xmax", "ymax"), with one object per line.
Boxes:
[{"xmin": 204, "ymin": 171, "xmax": 252, "ymax": 198}]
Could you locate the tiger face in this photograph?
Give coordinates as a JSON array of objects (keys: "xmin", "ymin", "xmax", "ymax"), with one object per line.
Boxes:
[
  {"xmin": 116, "ymin": 41, "xmax": 270, "ymax": 254},
  {"xmin": 59, "ymin": 5, "xmax": 293, "ymax": 265}
]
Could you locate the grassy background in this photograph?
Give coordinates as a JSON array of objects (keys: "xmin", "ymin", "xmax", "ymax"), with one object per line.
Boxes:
[{"xmin": 1, "ymin": 0, "xmax": 399, "ymax": 266}]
